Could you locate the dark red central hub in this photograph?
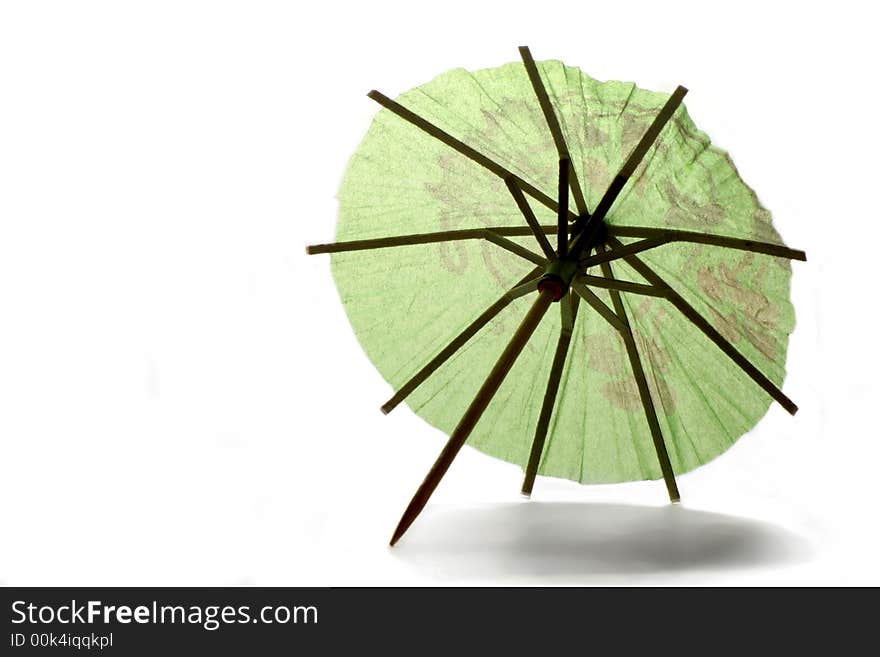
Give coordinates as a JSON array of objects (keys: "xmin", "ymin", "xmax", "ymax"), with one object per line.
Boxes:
[
  {"xmin": 538, "ymin": 257, "xmax": 579, "ymax": 302},
  {"xmin": 537, "ymin": 278, "xmax": 565, "ymax": 301}
]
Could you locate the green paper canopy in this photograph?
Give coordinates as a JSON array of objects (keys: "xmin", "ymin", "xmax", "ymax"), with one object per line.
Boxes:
[{"xmin": 320, "ymin": 57, "xmax": 798, "ymax": 489}]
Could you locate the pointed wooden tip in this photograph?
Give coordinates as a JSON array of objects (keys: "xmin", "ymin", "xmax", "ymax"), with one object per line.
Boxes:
[
  {"xmin": 389, "ymin": 519, "xmax": 409, "ymax": 547},
  {"xmin": 390, "ymin": 492, "xmax": 427, "ymax": 546}
]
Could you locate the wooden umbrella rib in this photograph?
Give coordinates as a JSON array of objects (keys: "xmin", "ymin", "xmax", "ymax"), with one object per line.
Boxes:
[
  {"xmin": 579, "ymin": 237, "xmax": 669, "ymax": 267},
  {"xmin": 503, "ymin": 176, "xmax": 556, "ymax": 258},
  {"xmin": 483, "ymin": 230, "xmax": 547, "ymax": 266},
  {"xmin": 522, "ymin": 292, "xmax": 580, "ymax": 496},
  {"xmin": 381, "ymin": 266, "xmax": 543, "ymax": 414},
  {"xmin": 518, "ymin": 46, "xmax": 569, "ymax": 161},
  {"xmin": 308, "ymin": 226, "xmax": 547, "ymax": 255},
  {"xmin": 607, "ymin": 237, "xmax": 798, "ymax": 415},
  {"xmin": 580, "ymin": 274, "xmax": 666, "ymax": 297},
  {"xmin": 518, "ymin": 46, "xmax": 590, "ymax": 217},
  {"xmin": 606, "ymin": 226, "xmax": 807, "ymax": 261},
  {"xmin": 617, "ymin": 86, "xmax": 689, "ymax": 180},
  {"xmin": 597, "ymin": 247, "xmax": 680, "ymax": 502},
  {"xmin": 306, "ymin": 228, "xmax": 488, "ymax": 254},
  {"xmin": 572, "ymin": 282, "xmax": 678, "ymax": 500},
  {"xmin": 308, "ymin": 228, "xmax": 546, "ymax": 266},
  {"xmin": 571, "ymin": 282, "xmax": 627, "ymax": 334},
  {"xmin": 367, "ymin": 90, "xmax": 576, "ymax": 220},
  {"xmin": 570, "ymin": 85, "xmax": 688, "ymax": 255},
  {"xmin": 558, "ymin": 158, "xmax": 569, "ymax": 257}
]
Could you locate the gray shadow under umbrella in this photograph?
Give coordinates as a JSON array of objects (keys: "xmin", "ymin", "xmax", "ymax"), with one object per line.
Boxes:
[{"xmin": 392, "ymin": 502, "xmax": 810, "ymax": 580}]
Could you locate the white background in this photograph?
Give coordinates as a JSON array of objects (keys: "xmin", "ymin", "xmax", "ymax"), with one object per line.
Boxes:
[{"xmin": 0, "ymin": 1, "xmax": 876, "ymax": 585}]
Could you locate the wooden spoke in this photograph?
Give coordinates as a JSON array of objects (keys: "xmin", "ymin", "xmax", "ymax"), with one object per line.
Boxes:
[
  {"xmin": 519, "ymin": 46, "xmax": 589, "ymax": 217},
  {"xmin": 522, "ymin": 292, "xmax": 580, "ymax": 495},
  {"xmin": 597, "ymin": 246, "xmax": 680, "ymax": 502}
]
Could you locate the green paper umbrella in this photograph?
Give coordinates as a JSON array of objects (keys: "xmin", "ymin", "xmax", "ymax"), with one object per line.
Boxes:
[{"xmin": 307, "ymin": 47, "xmax": 805, "ymax": 545}]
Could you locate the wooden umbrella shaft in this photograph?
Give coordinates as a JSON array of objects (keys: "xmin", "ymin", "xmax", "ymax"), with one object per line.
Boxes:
[{"xmin": 390, "ymin": 288, "xmax": 556, "ymax": 546}]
